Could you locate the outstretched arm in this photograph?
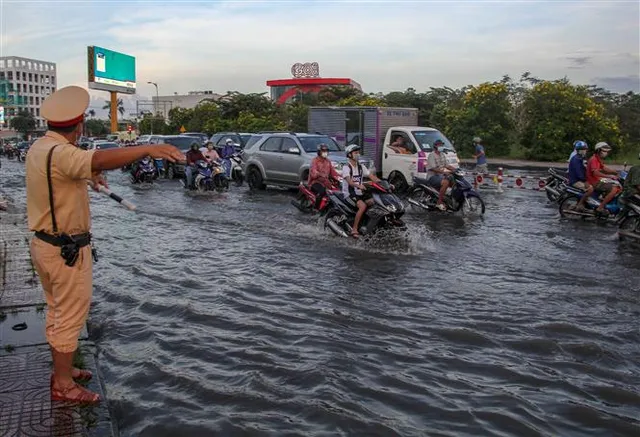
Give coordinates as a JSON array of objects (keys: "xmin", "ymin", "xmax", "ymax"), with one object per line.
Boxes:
[{"xmin": 92, "ymin": 144, "xmax": 184, "ymax": 171}]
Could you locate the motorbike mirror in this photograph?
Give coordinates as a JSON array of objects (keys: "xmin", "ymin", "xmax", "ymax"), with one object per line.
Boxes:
[{"xmin": 287, "ymin": 147, "xmax": 301, "ymax": 155}]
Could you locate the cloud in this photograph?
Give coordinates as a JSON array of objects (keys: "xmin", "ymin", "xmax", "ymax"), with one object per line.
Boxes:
[
  {"xmin": 1, "ymin": 0, "xmax": 638, "ymax": 116},
  {"xmin": 590, "ymin": 76, "xmax": 640, "ymax": 94}
]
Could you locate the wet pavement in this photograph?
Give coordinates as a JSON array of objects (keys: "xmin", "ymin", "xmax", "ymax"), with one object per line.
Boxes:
[
  {"xmin": 1, "ymin": 157, "xmax": 639, "ymax": 437},
  {"xmin": 0, "ymin": 186, "xmax": 115, "ymax": 436}
]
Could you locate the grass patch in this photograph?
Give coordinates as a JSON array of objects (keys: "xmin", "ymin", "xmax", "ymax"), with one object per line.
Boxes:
[
  {"xmin": 35, "ymin": 303, "xmax": 46, "ymax": 313},
  {"xmin": 4, "ymin": 344, "xmax": 15, "ymax": 353},
  {"xmin": 0, "ymin": 311, "xmax": 6, "ymax": 321}
]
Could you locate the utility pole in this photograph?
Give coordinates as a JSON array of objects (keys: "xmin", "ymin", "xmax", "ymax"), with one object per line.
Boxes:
[{"xmin": 110, "ymin": 91, "xmax": 118, "ymax": 133}]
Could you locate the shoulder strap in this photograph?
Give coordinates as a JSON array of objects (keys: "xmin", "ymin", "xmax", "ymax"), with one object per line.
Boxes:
[
  {"xmin": 46, "ymin": 145, "xmax": 61, "ymax": 235},
  {"xmin": 348, "ymin": 162, "xmax": 363, "ymax": 179}
]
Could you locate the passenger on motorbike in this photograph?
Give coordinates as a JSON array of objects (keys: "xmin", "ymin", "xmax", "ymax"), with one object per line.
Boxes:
[
  {"xmin": 308, "ymin": 143, "xmax": 341, "ymax": 209},
  {"xmin": 586, "ymin": 142, "xmax": 621, "ymax": 216},
  {"xmin": 342, "ymin": 144, "xmax": 382, "ymax": 238},
  {"xmin": 202, "ymin": 141, "xmax": 220, "ymax": 162},
  {"xmin": 569, "ymin": 140, "xmax": 587, "ymax": 162},
  {"xmin": 220, "ymin": 139, "xmax": 237, "ymax": 159},
  {"xmin": 567, "ymin": 141, "xmax": 594, "ymax": 212},
  {"xmin": 185, "ymin": 143, "xmax": 207, "ymax": 189},
  {"xmin": 427, "ymin": 139, "xmax": 457, "ymax": 211}
]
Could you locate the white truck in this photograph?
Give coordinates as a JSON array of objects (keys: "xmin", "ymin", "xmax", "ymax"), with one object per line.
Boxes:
[{"xmin": 308, "ymin": 106, "xmax": 460, "ymax": 191}]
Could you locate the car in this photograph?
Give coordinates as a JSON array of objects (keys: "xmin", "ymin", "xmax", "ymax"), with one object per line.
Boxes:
[
  {"xmin": 92, "ymin": 141, "xmax": 120, "ymax": 150},
  {"xmin": 209, "ymin": 132, "xmax": 253, "ymax": 151},
  {"xmin": 181, "ymin": 132, "xmax": 209, "ymax": 145},
  {"xmin": 151, "ymin": 135, "xmax": 201, "ymax": 179},
  {"xmin": 241, "ymin": 132, "xmax": 373, "ymax": 190}
]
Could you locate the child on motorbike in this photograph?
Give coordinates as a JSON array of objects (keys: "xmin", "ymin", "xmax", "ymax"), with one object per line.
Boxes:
[{"xmin": 342, "ymin": 145, "xmax": 382, "ymax": 239}]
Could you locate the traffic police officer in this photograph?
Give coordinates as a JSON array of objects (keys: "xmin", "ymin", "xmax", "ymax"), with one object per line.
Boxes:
[{"xmin": 26, "ymin": 86, "xmax": 184, "ymax": 403}]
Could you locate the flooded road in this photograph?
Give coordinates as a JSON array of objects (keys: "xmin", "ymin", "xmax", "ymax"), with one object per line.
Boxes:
[{"xmin": 2, "ymin": 159, "xmax": 639, "ymax": 437}]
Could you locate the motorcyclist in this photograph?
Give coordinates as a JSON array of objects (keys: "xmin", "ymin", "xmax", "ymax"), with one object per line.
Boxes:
[
  {"xmin": 308, "ymin": 143, "xmax": 341, "ymax": 209},
  {"xmin": 427, "ymin": 139, "xmax": 457, "ymax": 211},
  {"xmin": 185, "ymin": 143, "xmax": 207, "ymax": 189},
  {"xmin": 567, "ymin": 141, "xmax": 594, "ymax": 211},
  {"xmin": 342, "ymin": 144, "xmax": 381, "ymax": 238},
  {"xmin": 202, "ymin": 141, "xmax": 220, "ymax": 162},
  {"xmin": 220, "ymin": 138, "xmax": 237, "ymax": 159},
  {"xmin": 586, "ymin": 142, "xmax": 621, "ymax": 216},
  {"xmin": 620, "ymin": 152, "xmax": 640, "ymax": 205}
]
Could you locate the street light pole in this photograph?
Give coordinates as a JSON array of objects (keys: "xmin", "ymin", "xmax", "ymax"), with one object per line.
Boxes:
[{"xmin": 147, "ymin": 81, "xmax": 159, "ymax": 135}]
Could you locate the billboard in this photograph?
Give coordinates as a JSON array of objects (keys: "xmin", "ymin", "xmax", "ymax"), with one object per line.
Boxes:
[
  {"xmin": 0, "ymin": 106, "xmax": 4, "ymax": 125},
  {"xmin": 87, "ymin": 46, "xmax": 136, "ymax": 94}
]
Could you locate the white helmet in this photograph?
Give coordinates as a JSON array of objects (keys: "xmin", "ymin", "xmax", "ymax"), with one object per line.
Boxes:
[
  {"xmin": 595, "ymin": 142, "xmax": 611, "ymax": 152},
  {"xmin": 473, "ymin": 136, "xmax": 482, "ymax": 143},
  {"xmin": 225, "ymin": 138, "xmax": 234, "ymax": 145},
  {"xmin": 345, "ymin": 144, "xmax": 361, "ymax": 157}
]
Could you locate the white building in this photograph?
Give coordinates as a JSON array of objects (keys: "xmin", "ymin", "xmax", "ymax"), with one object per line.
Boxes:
[
  {"xmin": 0, "ymin": 56, "xmax": 57, "ymax": 129},
  {"xmin": 151, "ymin": 90, "xmax": 221, "ymax": 117}
]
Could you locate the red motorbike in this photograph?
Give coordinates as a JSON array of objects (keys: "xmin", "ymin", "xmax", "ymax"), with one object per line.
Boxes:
[{"xmin": 292, "ymin": 179, "xmax": 341, "ymax": 215}]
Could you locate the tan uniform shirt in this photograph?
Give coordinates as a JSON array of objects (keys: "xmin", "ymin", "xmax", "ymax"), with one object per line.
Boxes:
[{"xmin": 26, "ymin": 131, "xmax": 95, "ymax": 235}]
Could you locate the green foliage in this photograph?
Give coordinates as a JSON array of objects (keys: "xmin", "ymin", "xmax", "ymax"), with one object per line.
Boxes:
[
  {"xmin": 519, "ymin": 79, "xmax": 621, "ymax": 161},
  {"xmin": 445, "ymin": 82, "xmax": 514, "ymax": 157},
  {"xmin": 138, "ymin": 115, "xmax": 169, "ymax": 135},
  {"xmin": 125, "ymin": 75, "xmax": 637, "ymax": 162},
  {"xmin": 9, "ymin": 110, "xmax": 35, "ymax": 136},
  {"xmin": 102, "ymin": 98, "xmax": 125, "ymax": 119},
  {"xmin": 85, "ymin": 119, "xmax": 109, "ymax": 136}
]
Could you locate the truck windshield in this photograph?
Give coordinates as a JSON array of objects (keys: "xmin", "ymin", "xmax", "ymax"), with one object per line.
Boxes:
[
  {"xmin": 411, "ymin": 130, "xmax": 456, "ymax": 152},
  {"xmin": 299, "ymin": 136, "xmax": 343, "ymax": 153}
]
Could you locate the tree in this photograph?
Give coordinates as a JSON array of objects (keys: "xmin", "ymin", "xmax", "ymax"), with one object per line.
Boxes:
[
  {"xmin": 85, "ymin": 119, "xmax": 109, "ymax": 136},
  {"xmin": 167, "ymin": 107, "xmax": 195, "ymax": 133},
  {"xmin": 10, "ymin": 110, "xmax": 36, "ymax": 137},
  {"xmin": 519, "ymin": 79, "xmax": 621, "ymax": 161},
  {"xmin": 217, "ymin": 92, "xmax": 275, "ymax": 119},
  {"xmin": 88, "ymin": 109, "xmax": 96, "ymax": 118},
  {"xmin": 138, "ymin": 114, "xmax": 168, "ymax": 135},
  {"xmin": 445, "ymin": 82, "xmax": 514, "ymax": 157},
  {"xmin": 102, "ymin": 98, "xmax": 125, "ymax": 119}
]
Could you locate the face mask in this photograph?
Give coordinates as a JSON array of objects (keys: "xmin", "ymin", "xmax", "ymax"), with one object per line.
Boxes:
[
  {"xmin": 600, "ymin": 151, "xmax": 609, "ymax": 158},
  {"xmin": 578, "ymin": 150, "xmax": 587, "ymax": 157},
  {"xmin": 351, "ymin": 153, "xmax": 360, "ymax": 160},
  {"xmin": 321, "ymin": 152, "xmax": 328, "ymax": 158}
]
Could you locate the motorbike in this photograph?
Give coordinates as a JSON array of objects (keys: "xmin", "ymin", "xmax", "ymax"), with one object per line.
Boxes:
[
  {"xmin": 291, "ymin": 179, "xmax": 341, "ymax": 215},
  {"xmin": 617, "ymin": 194, "xmax": 640, "ymax": 241},
  {"xmin": 17, "ymin": 149, "xmax": 27, "ymax": 162},
  {"xmin": 544, "ymin": 168, "xmax": 569, "ymax": 203},
  {"xmin": 406, "ymin": 169, "xmax": 485, "ymax": 215},
  {"xmin": 221, "ymin": 153, "xmax": 244, "ymax": 186},
  {"xmin": 324, "ymin": 180, "xmax": 406, "ymax": 238},
  {"xmin": 558, "ymin": 171, "xmax": 628, "ymax": 222},
  {"xmin": 131, "ymin": 157, "xmax": 157, "ymax": 184}
]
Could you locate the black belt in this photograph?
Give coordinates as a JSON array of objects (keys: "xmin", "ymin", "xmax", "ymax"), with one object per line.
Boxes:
[{"xmin": 34, "ymin": 231, "xmax": 91, "ymax": 248}]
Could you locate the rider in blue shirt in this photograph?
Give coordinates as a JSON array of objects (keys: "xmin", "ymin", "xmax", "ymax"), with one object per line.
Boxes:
[
  {"xmin": 472, "ymin": 136, "xmax": 488, "ymax": 173},
  {"xmin": 567, "ymin": 141, "xmax": 593, "ymax": 211}
]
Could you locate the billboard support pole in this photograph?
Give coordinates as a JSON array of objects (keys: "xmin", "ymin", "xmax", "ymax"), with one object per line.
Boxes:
[{"xmin": 110, "ymin": 91, "xmax": 118, "ymax": 133}]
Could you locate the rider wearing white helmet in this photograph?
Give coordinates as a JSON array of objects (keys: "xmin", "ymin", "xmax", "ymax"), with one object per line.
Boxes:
[
  {"xmin": 586, "ymin": 142, "xmax": 621, "ymax": 216},
  {"xmin": 342, "ymin": 144, "xmax": 381, "ymax": 238}
]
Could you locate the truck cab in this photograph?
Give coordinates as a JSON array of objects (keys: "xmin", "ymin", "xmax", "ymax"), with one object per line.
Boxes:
[{"xmin": 381, "ymin": 127, "xmax": 459, "ymax": 192}]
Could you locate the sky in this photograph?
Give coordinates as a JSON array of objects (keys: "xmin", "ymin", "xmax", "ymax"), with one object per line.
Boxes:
[{"xmin": 1, "ymin": 0, "xmax": 638, "ymax": 118}]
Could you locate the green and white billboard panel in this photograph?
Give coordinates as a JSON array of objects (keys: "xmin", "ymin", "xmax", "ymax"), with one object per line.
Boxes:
[{"xmin": 88, "ymin": 46, "xmax": 136, "ymax": 94}]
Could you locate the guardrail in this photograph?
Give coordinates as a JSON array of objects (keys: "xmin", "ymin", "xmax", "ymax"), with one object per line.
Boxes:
[{"xmin": 470, "ymin": 168, "xmax": 547, "ymax": 193}]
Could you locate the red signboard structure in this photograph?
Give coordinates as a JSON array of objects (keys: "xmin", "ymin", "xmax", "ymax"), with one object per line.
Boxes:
[{"xmin": 267, "ymin": 62, "xmax": 362, "ymax": 104}]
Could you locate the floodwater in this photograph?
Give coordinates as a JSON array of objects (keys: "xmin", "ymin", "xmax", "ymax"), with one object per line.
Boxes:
[{"xmin": 1, "ymin": 159, "xmax": 639, "ymax": 437}]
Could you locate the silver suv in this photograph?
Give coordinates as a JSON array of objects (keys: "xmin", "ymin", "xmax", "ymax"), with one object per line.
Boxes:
[{"xmin": 242, "ymin": 133, "xmax": 373, "ymax": 190}]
